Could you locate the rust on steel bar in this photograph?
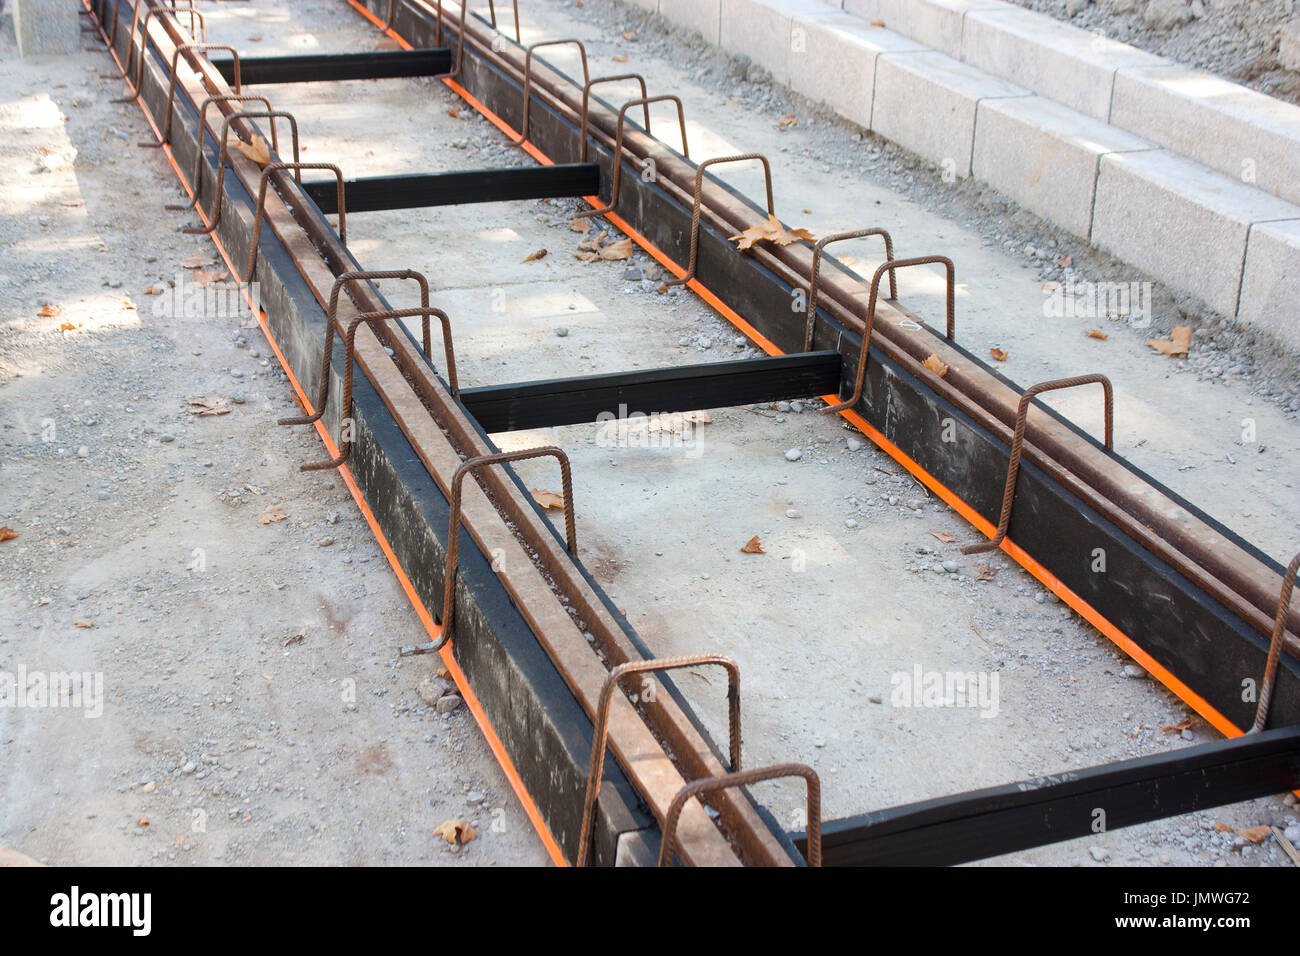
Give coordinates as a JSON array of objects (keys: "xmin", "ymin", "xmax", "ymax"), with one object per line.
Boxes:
[
  {"xmin": 440, "ymin": 448, "xmax": 578, "ymax": 648},
  {"xmin": 106, "ymin": 0, "xmax": 144, "ymax": 75},
  {"xmin": 143, "ymin": 46, "xmax": 245, "ymax": 149},
  {"xmin": 578, "ymin": 74, "xmax": 649, "ymax": 163},
  {"xmin": 279, "ymin": 269, "xmax": 438, "ymax": 429},
  {"xmin": 163, "ymin": 94, "xmax": 274, "ymax": 197},
  {"xmin": 665, "ymin": 153, "xmax": 776, "ymax": 288},
  {"xmin": 574, "ymin": 95, "xmax": 688, "ymax": 220},
  {"xmin": 575, "ymin": 654, "xmax": 742, "ymax": 867},
  {"xmin": 509, "ymin": 40, "xmax": 590, "ymax": 147},
  {"xmin": 963, "ymin": 374, "xmax": 1115, "ymax": 556},
  {"xmin": 185, "ymin": 110, "xmax": 301, "ymax": 234},
  {"xmin": 123, "ymin": 4, "xmax": 186, "ymax": 98},
  {"xmin": 660, "ymin": 764, "xmax": 822, "ymax": 867},
  {"xmin": 1253, "ymin": 552, "xmax": 1300, "ymax": 732},
  {"xmin": 804, "ymin": 228, "xmax": 897, "ymax": 352},
  {"xmin": 299, "ymin": 306, "xmax": 460, "ymax": 472},
  {"xmin": 487, "ymin": 0, "xmax": 521, "ymax": 43},
  {"xmin": 247, "ymin": 162, "xmax": 348, "ymax": 281},
  {"xmin": 822, "ymin": 255, "xmax": 956, "ymax": 414}
]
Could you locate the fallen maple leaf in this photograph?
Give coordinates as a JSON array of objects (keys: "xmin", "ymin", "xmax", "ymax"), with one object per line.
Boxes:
[
  {"xmin": 187, "ymin": 395, "xmax": 231, "ymax": 417},
  {"xmin": 531, "ymin": 489, "xmax": 565, "ymax": 510},
  {"xmin": 728, "ymin": 214, "xmax": 816, "ymax": 252},
  {"xmin": 1161, "ymin": 717, "xmax": 1197, "ymax": 733},
  {"xmin": 59, "ymin": 322, "xmax": 77, "ymax": 332},
  {"xmin": 611, "ymin": 54, "xmax": 629, "ymax": 63},
  {"xmin": 180, "ymin": 255, "xmax": 214, "ymax": 269},
  {"xmin": 0, "ymin": 527, "xmax": 18, "ymax": 542},
  {"xmin": 572, "ymin": 250, "xmax": 601, "ymax": 262},
  {"xmin": 433, "ymin": 819, "xmax": 477, "ymax": 845},
  {"xmin": 1085, "ymin": 329, "xmax": 1108, "ymax": 340},
  {"xmin": 599, "ymin": 238, "xmax": 634, "ymax": 261},
  {"xmin": 922, "ymin": 354, "xmax": 949, "ymax": 378},
  {"xmin": 930, "ymin": 530, "xmax": 956, "ymax": 544},
  {"xmin": 231, "ymin": 133, "xmax": 271, "ymax": 168},
  {"xmin": 989, "ymin": 347, "xmax": 1008, "ymax": 362},
  {"xmin": 648, "ymin": 410, "xmax": 711, "ymax": 434},
  {"xmin": 257, "ymin": 505, "xmax": 287, "ymax": 525},
  {"xmin": 190, "ymin": 269, "xmax": 225, "ymax": 288},
  {"xmin": 1146, "ymin": 325, "xmax": 1192, "ymax": 357},
  {"xmin": 568, "ymin": 219, "xmax": 591, "ymax": 234},
  {"xmin": 74, "ymin": 621, "xmax": 94, "ymax": 629},
  {"xmin": 1213, "ymin": 822, "xmax": 1232, "ymax": 833},
  {"xmin": 1237, "ymin": 825, "xmax": 1271, "ymax": 845},
  {"xmin": 740, "ymin": 535, "xmax": 765, "ymax": 554},
  {"xmin": 38, "ymin": 305, "xmax": 61, "ymax": 318},
  {"xmin": 975, "ymin": 564, "xmax": 998, "ymax": 582},
  {"xmin": 522, "ymin": 248, "xmax": 548, "ymax": 263}
]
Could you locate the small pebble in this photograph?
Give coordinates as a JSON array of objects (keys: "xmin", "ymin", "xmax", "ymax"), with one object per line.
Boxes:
[
  {"xmin": 555, "ymin": 326, "xmax": 568, "ymax": 337},
  {"xmin": 784, "ymin": 448, "xmax": 802, "ymax": 462}
]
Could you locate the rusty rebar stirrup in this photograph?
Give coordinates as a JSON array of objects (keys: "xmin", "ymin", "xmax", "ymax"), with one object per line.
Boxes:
[
  {"xmin": 164, "ymin": 95, "xmax": 273, "ymax": 203},
  {"xmin": 508, "ymin": 40, "xmax": 590, "ymax": 147},
  {"xmin": 119, "ymin": 4, "xmax": 183, "ymax": 101},
  {"xmin": 1252, "ymin": 551, "xmax": 1300, "ymax": 733},
  {"xmin": 142, "ymin": 44, "xmax": 243, "ymax": 149},
  {"xmin": 664, "ymin": 153, "xmax": 775, "ymax": 288},
  {"xmin": 280, "ymin": 270, "xmax": 437, "ymax": 430},
  {"xmin": 246, "ymin": 162, "xmax": 347, "ymax": 280},
  {"xmin": 574, "ymin": 95, "xmax": 688, "ymax": 220},
  {"xmin": 103, "ymin": 0, "xmax": 144, "ymax": 76},
  {"xmin": 804, "ymin": 228, "xmax": 897, "ymax": 352},
  {"xmin": 437, "ymin": 448, "xmax": 578, "ymax": 650},
  {"xmin": 429, "ymin": 0, "xmax": 470, "ymax": 79},
  {"xmin": 184, "ymin": 110, "xmax": 300, "ymax": 234},
  {"xmin": 660, "ymin": 763, "xmax": 822, "ymax": 867},
  {"xmin": 962, "ymin": 374, "xmax": 1114, "ymax": 556},
  {"xmin": 575, "ymin": 654, "xmax": 742, "ymax": 867},
  {"xmin": 299, "ymin": 306, "xmax": 460, "ymax": 472},
  {"xmin": 822, "ymin": 255, "xmax": 956, "ymax": 414},
  {"xmin": 578, "ymin": 74, "xmax": 649, "ymax": 163},
  {"xmin": 487, "ymin": 0, "xmax": 521, "ymax": 43}
]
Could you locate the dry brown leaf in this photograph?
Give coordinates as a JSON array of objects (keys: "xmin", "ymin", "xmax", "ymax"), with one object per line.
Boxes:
[
  {"xmin": 572, "ymin": 250, "xmax": 600, "ymax": 263},
  {"xmin": 777, "ymin": 114, "xmax": 798, "ymax": 128},
  {"xmin": 248, "ymin": 35, "xmax": 262, "ymax": 42},
  {"xmin": 144, "ymin": 284, "xmax": 165, "ymax": 295},
  {"xmin": 121, "ymin": 299, "xmax": 137, "ymax": 311},
  {"xmin": 989, "ymin": 347, "xmax": 1008, "ymax": 362},
  {"xmin": 74, "ymin": 620, "xmax": 94, "ymax": 629},
  {"xmin": 180, "ymin": 255, "xmax": 214, "ymax": 269},
  {"xmin": 870, "ymin": 18, "xmax": 885, "ymax": 26},
  {"xmin": 1055, "ymin": 254, "xmax": 1072, "ymax": 268},
  {"xmin": 648, "ymin": 410, "xmax": 711, "ymax": 434},
  {"xmin": 1146, "ymin": 325, "xmax": 1192, "ymax": 357},
  {"xmin": 611, "ymin": 54, "xmax": 629, "ymax": 63},
  {"xmin": 187, "ymin": 395, "xmax": 231, "ymax": 417},
  {"xmin": 433, "ymin": 819, "xmax": 477, "ymax": 845},
  {"xmin": 58, "ymin": 322, "xmax": 77, "ymax": 332},
  {"xmin": 1237, "ymin": 825, "xmax": 1271, "ymax": 845},
  {"xmin": 38, "ymin": 305, "xmax": 61, "ymax": 318},
  {"xmin": 1213, "ymin": 822, "xmax": 1233, "ymax": 833},
  {"xmin": 740, "ymin": 535, "xmax": 765, "ymax": 554},
  {"xmin": 1085, "ymin": 329, "xmax": 1108, "ymax": 340},
  {"xmin": 922, "ymin": 354, "xmax": 949, "ymax": 378},
  {"xmin": 190, "ymin": 269, "xmax": 225, "ymax": 287},
  {"xmin": 622, "ymin": 30, "xmax": 637, "ymax": 40},
  {"xmin": 568, "ymin": 218, "xmax": 591, "ymax": 234},
  {"xmin": 930, "ymin": 530, "xmax": 956, "ymax": 544},
  {"xmin": 447, "ymin": 106, "xmax": 461, "ymax": 118},
  {"xmin": 257, "ymin": 505, "xmax": 287, "ymax": 525},
  {"xmin": 232, "ymin": 134, "xmax": 271, "ymax": 168},
  {"xmin": 975, "ymin": 564, "xmax": 998, "ymax": 582},
  {"xmin": 61, "ymin": 199, "xmax": 84, "ymax": 208},
  {"xmin": 729, "ymin": 214, "xmax": 816, "ymax": 251},
  {"xmin": 531, "ymin": 489, "xmax": 565, "ymax": 510},
  {"xmin": 137, "ymin": 816, "xmax": 150, "ymax": 827},
  {"xmin": 599, "ymin": 238, "xmax": 634, "ymax": 261},
  {"xmin": 1161, "ymin": 717, "xmax": 1197, "ymax": 733},
  {"xmin": 0, "ymin": 527, "xmax": 18, "ymax": 542},
  {"xmin": 282, "ymin": 627, "xmax": 306, "ymax": 648},
  {"xmin": 522, "ymin": 248, "xmax": 548, "ymax": 263}
]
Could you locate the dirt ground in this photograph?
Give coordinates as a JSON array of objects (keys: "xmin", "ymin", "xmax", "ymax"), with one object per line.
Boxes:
[{"xmin": 2, "ymin": 0, "xmax": 1297, "ymax": 868}]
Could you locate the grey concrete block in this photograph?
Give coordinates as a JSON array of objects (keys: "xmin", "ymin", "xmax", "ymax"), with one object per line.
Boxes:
[
  {"xmin": 1281, "ymin": 19, "xmax": 1300, "ymax": 73},
  {"xmin": 720, "ymin": 0, "xmax": 829, "ymax": 88},
  {"xmin": 872, "ymin": 50, "xmax": 1029, "ymax": 177},
  {"xmin": 1092, "ymin": 150, "xmax": 1300, "ymax": 318},
  {"xmin": 1110, "ymin": 65, "xmax": 1300, "ymax": 209},
  {"xmin": 972, "ymin": 95, "xmax": 1155, "ymax": 239},
  {"xmin": 961, "ymin": 7, "xmax": 1167, "ymax": 121},
  {"xmin": 658, "ymin": 0, "xmax": 721, "ymax": 44},
  {"xmin": 12, "ymin": 0, "xmax": 81, "ymax": 57},
  {"xmin": 843, "ymin": 0, "xmax": 1009, "ymax": 58},
  {"xmin": 788, "ymin": 11, "xmax": 925, "ymax": 129},
  {"xmin": 1238, "ymin": 219, "xmax": 1300, "ymax": 351}
]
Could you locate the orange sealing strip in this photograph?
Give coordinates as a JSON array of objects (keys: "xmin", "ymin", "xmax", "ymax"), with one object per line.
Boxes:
[{"xmin": 91, "ymin": 0, "xmax": 567, "ymax": 865}]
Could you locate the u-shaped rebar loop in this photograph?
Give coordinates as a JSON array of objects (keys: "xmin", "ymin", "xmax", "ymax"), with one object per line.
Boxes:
[
  {"xmin": 142, "ymin": 42, "xmax": 244, "ymax": 147},
  {"xmin": 104, "ymin": 0, "xmax": 141, "ymax": 67},
  {"xmin": 487, "ymin": 0, "xmax": 521, "ymax": 43},
  {"xmin": 431, "ymin": 0, "xmax": 471, "ymax": 79},
  {"xmin": 279, "ymin": 270, "xmax": 434, "ymax": 428},
  {"xmin": 962, "ymin": 374, "xmax": 1114, "ymax": 556},
  {"xmin": 664, "ymin": 153, "xmax": 773, "ymax": 287},
  {"xmin": 380, "ymin": 0, "xmax": 398, "ymax": 31},
  {"xmin": 660, "ymin": 764, "xmax": 822, "ymax": 868},
  {"xmin": 804, "ymin": 228, "xmax": 896, "ymax": 352},
  {"xmin": 578, "ymin": 74, "xmax": 649, "ymax": 163},
  {"xmin": 246, "ymin": 162, "xmax": 347, "ymax": 281},
  {"xmin": 122, "ymin": 5, "xmax": 178, "ymax": 100},
  {"xmin": 300, "ymin": 306, "xmax": 460, "ymax": 473},
  {"xmin": 163, "ymin": 94, "xmax": 273, "ymax": 200},
  {"xmin": 574, "ymin": 94, "xmax": 689, "ymax": 220},
  {"xmin": 184, "ymin": 109, "xmax": 299, "ymax": 234},
  {"xmin": 107, "ymin": 0, "xmax": 147, "ymax": 87},
  {"xmin": 437, "ymin": 447, "xmax": 577, "ymax": 650},
  {"xmin": 173, "ymin": 6, "xmax": 205, "ymax": 45},
  {"xmin": 509, "ymin": 39, "xmax": 590, "ymax": 147},
  {"xmin": 1252, "ymin": 552, "xmax": 1300, "ymax": 733},
  {"xmin": 821, "ymin": 255, "xmax": 956, "ymax": 415},
  {"xmin": 575, "ymin": 654, "xmax": 742, "ymax": 867}
]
